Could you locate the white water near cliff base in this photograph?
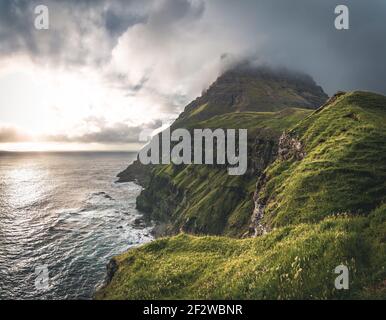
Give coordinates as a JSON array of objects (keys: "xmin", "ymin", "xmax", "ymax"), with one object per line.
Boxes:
[{"xmin": 0, "ymin": 152, "xmax": 153, "ymax": 300}]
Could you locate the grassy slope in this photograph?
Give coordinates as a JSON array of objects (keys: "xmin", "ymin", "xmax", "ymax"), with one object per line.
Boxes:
[
  {"xmin": 179, "ymin": 79, "xmax": 315, "ymax": 122},
  {"xmin": 174, "ymin": 68, "xmax": 327, "ymax": 127},
  {"xmin": 260, "ymin": 91, "xmax": 386, "ymax": 228},
  {"xmin": 96, "ymin": 205, "xmax": 386, "ymax": 300},
  {"xmin": 97, "ymin": 91, "xmax": 386, "ymax": 300},
  {"xmin": 138, "ymin": 108, "xmax": 312, "ymax": 237},
  {"xmin": 193, "ymin": 108, "xmax": 312, "ymax": 133}
]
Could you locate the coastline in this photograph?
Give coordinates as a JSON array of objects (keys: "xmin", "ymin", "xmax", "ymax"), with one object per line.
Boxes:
[{"xmin": 96, "ymin": 172, "xmax": 158, "ymax": 298}]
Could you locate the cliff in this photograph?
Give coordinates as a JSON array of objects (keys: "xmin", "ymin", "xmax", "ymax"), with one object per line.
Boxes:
[
  {"xmin": 96, "ymin": 91, "xmax": 386, "ymax": 300},
  {"xmin": 118, "ymin": 66, "xmax": 327, "ymax": 236},
  {"xmin": 251, "ymin": 91, "xmax": 386, "ymax": 232},
  {"xmin": 136, "ymin": 108, "xmax": 311, "ymax": 237}
]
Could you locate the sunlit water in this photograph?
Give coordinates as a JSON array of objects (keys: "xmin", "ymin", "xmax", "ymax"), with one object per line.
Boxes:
[{"xmin": 0, "ymin": 152, "xmax": 153, "ymax": 300}]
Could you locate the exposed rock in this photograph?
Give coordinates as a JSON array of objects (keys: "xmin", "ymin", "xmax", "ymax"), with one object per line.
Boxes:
[
  {"xmin": 132, "ymin": 217, "xmax": 147, "ymax": 229},
  {"xmin": 246, "ymin": 131, "xmax": 306, "ymax": 238},
  {"xmin": 150, "ymin": 223, "xmax": 171, "ymax": 238},
  {"xmin": 249, "ymin": 137, "xmax": 277, "ymax": 174},
  {"xmin": 278, "ymin": 132, "xmax": 306, "ymax": 161},
  {"xmin": 244, "ymin": 172, "xmax": 269, "ymax": 238},
  {"xmin": 105, "ymin": 258, "xmax": 118, "ymax": 285},
  {"xmin": 134, "ymin": 135, "xmax": 279, "ymax": 237},
  {"xmin": 117, "ymin": 156, "xmax": 153, "ymax": 186}
]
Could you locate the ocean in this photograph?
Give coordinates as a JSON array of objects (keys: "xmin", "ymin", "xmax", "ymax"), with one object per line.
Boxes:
[{"xmin": 0, "ymin": 152, "xmax": 153, "ymax": 300}]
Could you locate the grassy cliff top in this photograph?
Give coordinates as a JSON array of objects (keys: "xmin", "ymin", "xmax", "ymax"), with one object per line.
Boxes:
[{"xmin": 259, "ymin": 91, "xmax": 386, "ymax": 228}]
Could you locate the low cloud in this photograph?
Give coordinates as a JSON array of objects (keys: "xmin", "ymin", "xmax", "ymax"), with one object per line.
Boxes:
[
  {"xmin": 0, "ymin": 119, "xmax": 163, "ymax": 145},
  {"xmin": 0, "ymin": 126, "xmax": 30, "ymax": 143},
  {"xmin": 107, "ymin": 0, "xmax": 252, "ymax": 114},
  {"xmin": 44, "ymin": 119, "xmax": 163, "ymax": 144}
]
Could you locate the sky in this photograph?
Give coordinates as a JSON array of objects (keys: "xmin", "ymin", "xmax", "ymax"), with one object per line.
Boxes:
[{"xmin": 0, "ymin": 0, "xmax": 385, "ymax": 151}]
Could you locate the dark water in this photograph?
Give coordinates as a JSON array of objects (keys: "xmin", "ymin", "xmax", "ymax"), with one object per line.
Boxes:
[{"xmin": 0, "ymin": 152, "xmax": 153, "ymax": 300}]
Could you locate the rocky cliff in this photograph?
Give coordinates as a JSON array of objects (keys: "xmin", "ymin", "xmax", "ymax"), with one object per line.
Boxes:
[{"xmin": 118, "ymin": 66, "xmax": 328, "ymax": 237}]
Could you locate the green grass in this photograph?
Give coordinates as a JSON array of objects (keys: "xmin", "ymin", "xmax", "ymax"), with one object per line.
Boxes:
[
  {"xmin": 259, "ymin": 91, "xmax": 386, "ymax": 228},
  {"xmin": 143, "ymin": 164, "xmax": 255, "ymax": 236},
  {"xmin": 137, "ymin": 108, "xmax": 312, "ymax": 236},
  {"xmin": 96, "ymin": 204, "xmax": 386, "ymax": 300},
  {"xmin": 174, "ymin": 71, "xmax": 327, "ymax": 127},
  {"xmin": 97, "ymin": 91, "xmax": 386, "ymax": 300},
  {"xmin": 194, "ymin": 108, "xmax": 312, "ymax": 136}
]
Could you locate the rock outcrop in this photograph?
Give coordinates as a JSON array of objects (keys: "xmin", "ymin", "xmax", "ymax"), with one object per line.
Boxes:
[
  {"xmin": 278, "ymin": 132, "xmax": 306, "ymax": 161},
  {"xmin": 117, "ymin": 157, "xmax": 153, "ymax": 186}
]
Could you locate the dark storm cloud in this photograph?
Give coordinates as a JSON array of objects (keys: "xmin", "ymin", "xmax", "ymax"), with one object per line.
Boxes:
[
  {"xmin": 0, "ymin": 1, "xmax": 35, "ymax": 55},
  {"xmin": 104, "ymin": 8, "xmax": 147, "ymax": 37},
  {"xmin": 1, "ymin": 0, "xmax": 386, "ymax": 96},
  {"xmin": 0, "ymin": 0, "xmax": 147, "ymax": 65},
  {"xmin": 211, "ymin": 0, "xmax": 386, "ymax": 95}
]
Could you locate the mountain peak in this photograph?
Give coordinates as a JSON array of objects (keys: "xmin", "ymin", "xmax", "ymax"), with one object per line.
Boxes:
[{"xmin": 175, "ymin": 65, "xmax": 328, "ymax": 126}]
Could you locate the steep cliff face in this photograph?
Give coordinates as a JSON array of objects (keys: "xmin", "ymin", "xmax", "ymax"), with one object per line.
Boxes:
[
  {"xmin": 136, "ymin": 139, "xmax": 273, "ymax": 237},
  {"xmin": 245, "ymin": 131, "xmax": 307, "ymax": 237},
  {"xmin": 118, "ymin": 66, "xmax": 327, "ymax": 237},
  {"xmin": 133, "ymin": 109, "xmax": 312, "ymax": 237},
  {"xmin": 250, "ymin": 91, "xmax": 386, "ymax": 233},
  {"xmin": 117, "ymin": 158, "xmax": 153, "ymax": 185}
]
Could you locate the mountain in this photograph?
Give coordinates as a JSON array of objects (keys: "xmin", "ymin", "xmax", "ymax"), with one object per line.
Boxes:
[
  {"xmin": 118, "ymin": 66, "xmax": 328, "ymax": 236},
  {"xmin": 174, "ymin": 65, "xmax": 328, "ymax": 127},
  {"xmin": 118, "ymin": 65, "xmax": 328, "ymax": 185},
  {"xmin": 97, "ymin": 69, "xmax": 386, "ymax": 300}
]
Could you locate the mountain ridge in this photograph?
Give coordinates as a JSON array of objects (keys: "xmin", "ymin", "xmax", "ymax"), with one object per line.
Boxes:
[{"xmin": 173, "ymin": 65, "xmax": 328, "ymax": 127}]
